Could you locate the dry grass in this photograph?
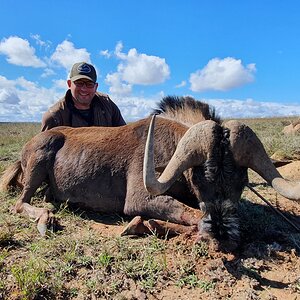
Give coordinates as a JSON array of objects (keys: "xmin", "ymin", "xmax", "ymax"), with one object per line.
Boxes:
[
  {"xmin": 0, "ymin": 123, "xmax": 40, "ymax": 174},
  {"xmin": 237, "ymin": 116, "xmax": 300, "ymax": 159}
]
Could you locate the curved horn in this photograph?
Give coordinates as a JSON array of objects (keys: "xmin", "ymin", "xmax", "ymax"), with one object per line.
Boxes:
[
  {"xmin": 143, "ymin": 115, "xmax": 218, "ymax": 195},
  {"xmin": 224, "ymin": 120, "xmax": 300, "ymax": 201}
]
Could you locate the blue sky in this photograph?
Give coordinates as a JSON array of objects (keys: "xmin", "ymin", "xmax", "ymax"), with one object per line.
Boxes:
[{"xmin": 0, "ymin": 0, "xmax": 300, "ymax": 122}]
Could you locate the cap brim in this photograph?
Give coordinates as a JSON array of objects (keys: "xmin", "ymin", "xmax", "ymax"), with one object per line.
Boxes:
[{"xmin": 70, "ymin": 75, "xmax": 95, "ymax": 82}]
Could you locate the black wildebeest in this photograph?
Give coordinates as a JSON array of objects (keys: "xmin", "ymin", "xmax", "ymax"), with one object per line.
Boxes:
[{"xmin": 1, "ymin": 96, "xmax": 299, "ymax": 251}]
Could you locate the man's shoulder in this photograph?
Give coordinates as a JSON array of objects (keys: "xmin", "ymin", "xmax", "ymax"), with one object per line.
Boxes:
[
  {"xmin": 48, "ymin": 96, "xmax": 68, "ymax": 114},
  {"xmin": 93, "ymin": 92, "xmax": 116, "ymax": 110},
  {"xmin": 95, "ymin": 92, "xmax": 111, "ymax": 102}
]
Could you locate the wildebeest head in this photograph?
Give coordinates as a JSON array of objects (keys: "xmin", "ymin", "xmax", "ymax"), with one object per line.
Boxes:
[{"xmin": 143, "ymin": 115, "xmax": 300, "ymax": 250}]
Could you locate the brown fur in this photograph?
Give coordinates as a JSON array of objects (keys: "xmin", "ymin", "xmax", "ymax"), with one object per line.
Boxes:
[
  {"xmin": 1, "ymin": 117, "xmax": 204, "ymax": 226},
  {"xmin": 2, "ymin": 96, "xmax": 293, "ymax": 251},
  {"xmin": 1, "ymin": 98, "xmax": 214, "ymax": 239},
  {"xmin": 0, "ymin": 160, "xmax": 23, "ymax": 192}
]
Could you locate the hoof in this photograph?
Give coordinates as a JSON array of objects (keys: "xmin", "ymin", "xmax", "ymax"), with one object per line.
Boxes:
[
  {"xmin": 121, "ymin": 216, "xmax": 151, "ymax": 236},
  {"xmin": 37, "ymin": 222, "xmax": 47, "ymax": 236},
  {"xmin": 36, "ymin": 210, "xmax": 56, "ymax": 237}
]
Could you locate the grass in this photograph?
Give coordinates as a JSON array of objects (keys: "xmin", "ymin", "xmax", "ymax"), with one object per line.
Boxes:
[
  {"xmin": 239, "ymin": 117, "xmax": 300, "ymax": 159},
  {"xmin": 0, "ymin": 118, "xmax": 299, "ymax": 299},
  {"xmin": 0, "ymin": 123, "xmax": 40, "ymax": 174},
  {"xmin": 0, "ymin": 191, "xmax": 214, "ymax": 298}
]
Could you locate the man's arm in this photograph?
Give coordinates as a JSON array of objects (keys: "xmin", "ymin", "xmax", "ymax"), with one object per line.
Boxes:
[
  {"xmin": 109, "ymin": 99, "xmax": 126, "ymax": 126},
  {"xmin": 112, "ymin": 105, "xmax": 126, "ymax": 126},
  {"xmin": 41, "ymin": 111, "xmax": 61, "ymax": 131}
]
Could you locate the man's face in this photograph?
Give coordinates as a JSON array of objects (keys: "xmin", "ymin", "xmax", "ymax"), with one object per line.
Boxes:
[{"xmin": 67, "ymin": 79, "xmax": 98, "ymax": 109}]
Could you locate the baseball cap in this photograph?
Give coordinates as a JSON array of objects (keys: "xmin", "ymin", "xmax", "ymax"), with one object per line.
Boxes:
[{"xmin": 69, "ymin": 62, "xmax": 97, "ymax": 83}]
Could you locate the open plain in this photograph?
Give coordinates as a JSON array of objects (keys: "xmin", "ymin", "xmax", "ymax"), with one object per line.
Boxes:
[{"xmin": 0, "ymin": 117, "xmax": 299, "ymax": 300}]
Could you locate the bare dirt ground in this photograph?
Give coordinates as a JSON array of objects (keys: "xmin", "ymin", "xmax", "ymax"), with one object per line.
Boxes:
[{"xmin": 88, "ymin": 161, "xmax": 300, "ymax": 300}]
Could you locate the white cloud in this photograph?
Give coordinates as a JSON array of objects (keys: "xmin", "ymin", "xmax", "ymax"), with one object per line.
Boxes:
[
  {"xmin": 100, "ymin": 49, "xmax": 111, "ymax": 58},
  {"xmin": 102, "ymin": 95, "xmax": 300, "ymax": 122},
  {"xmin": 175, "ymin": 80, "xmax": 186, "ymax": 88},
  {"xmin": 189, "ymin": 57, "xmax": 256, "ymax": 92},
  {"xmin": 114, "ymin": 41, "xmax": 126, "ymax": 59},
  {"xmin": 0, "ymin": 75, "xmax": 16, "ymax": 89},
  {"xmin": 41, "ymin": 68, "xmax": 56, "ymax": 78},
  {"xmin": 0, "ymin": 75, "xmax": 63, "ymax": 122},
  {"xmin": 0, "ymin": 103, "xmax": 25, "ymax": 121},
  {"xmin": 0, "ymin": 75, "xmax": 300, "ymax": 123},
  {"xmin": 0, "ymin": 89, "xmax": 20, "ymax": 104},
  {"xmin": 105, "ymin": 72, "xmax": 132, "ymax": 96},
  {"xmin": 30, "ymin": 34, "xmax": 51, "ymax": 50},
  {"xmin": 119, "ymin": 49, "xmax": 170, "ymax": 85},
  {"xmin": 0, "ymin": 38, "xmax": 298, "ymax": 123},
  {"xmin": 50, "ymin": 40, "xmax": 91, "ymax": 70},
  {"xmin": 112, "ymin": 95, "xmax": 157, "ymax": 121},
  {"xmin": 206, "ymin": 98, "xmax": 300, "ymax": 119},
  {"xmin": 0, "ymin": 36, "xmax": 46, "ymax": 67},
  {"xmin": 105, "ymin": 42, "xmax": 170, "ymax": 96},
  {"xmin": 52, "ymin": 79, "xmax": 68, "ymax": 90},
  {"xmin": 16, "ymin": 76, "xmax": 38, "ymax": 91}
]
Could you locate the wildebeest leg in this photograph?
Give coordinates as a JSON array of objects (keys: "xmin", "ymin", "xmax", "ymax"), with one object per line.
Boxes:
[
  {"xmin": 154, "ymin": 195, "xmax": 203, "ymax": 225},
  {"xmin": 121, "ymin": 216, "xmax": 153, "ymax": 236},
  {"xmin": 14, "ymin": 154, "xmax": 55, "ymax": 236},
  {"xmin": 124, "ymin": 178, "xmax": 204, "ymax": 228},
  {"xmin": 121, "ymin": 216, "xmax": 197, "ymax": 237},
  {"xmin": 13, "ymin": 132, "xmax": 65, "ymax": 235},
  {"xmin": 147, "ymin": 219, "xmax": 197, "ymax": 236},
  {"xmin": 18, "ymin": 203, "xmax": 54, "ymax": 236}
]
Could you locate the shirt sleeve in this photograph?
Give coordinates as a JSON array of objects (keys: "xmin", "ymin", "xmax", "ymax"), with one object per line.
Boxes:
[
  {"xmin": 108, "ymin": 98, "xmax": 126, "ymax": 126},
  {"xmin": 112, "ymin": 103, "xmax": 126, "ymax": 126},
  {"xmin": 41, "ymin": 111, "xmax": 61, "ymax": 131}
]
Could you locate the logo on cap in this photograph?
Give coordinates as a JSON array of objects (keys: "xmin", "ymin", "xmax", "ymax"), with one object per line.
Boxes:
[{"xmin": 77, "ymin": 63, "xmax": 91, "ymax": 74}]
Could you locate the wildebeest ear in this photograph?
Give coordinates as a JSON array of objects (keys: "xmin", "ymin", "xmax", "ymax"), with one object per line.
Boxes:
[{"xmin": 271, "ymin": 159, "xmax": 292, "ymax": 168}]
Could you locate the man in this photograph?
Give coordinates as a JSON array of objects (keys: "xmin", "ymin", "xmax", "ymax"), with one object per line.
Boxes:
[{"xmin": 41, "ymin": 62, "xmax": 126, "ymax": 131}]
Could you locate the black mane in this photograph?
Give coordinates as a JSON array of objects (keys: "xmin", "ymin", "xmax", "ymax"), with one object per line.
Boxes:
[{"xmin": 152, "ymin": 95, "xmax": 221, "ymax": 125}]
